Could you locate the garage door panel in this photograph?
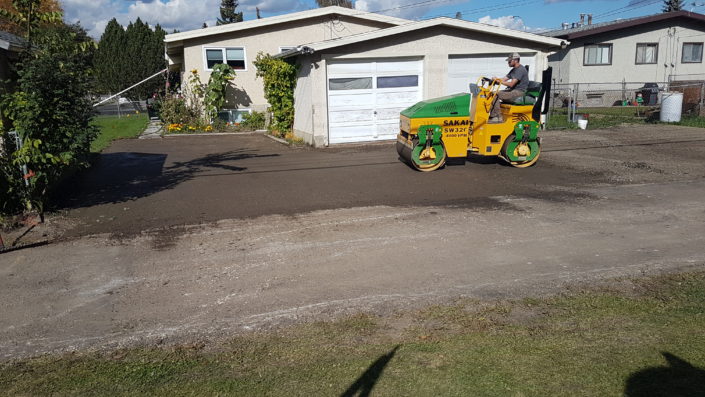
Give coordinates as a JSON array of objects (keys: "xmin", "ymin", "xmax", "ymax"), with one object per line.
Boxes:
[
  {"xmin": 329, "ymin": 109, "xmax": 374, "ymax": 123},
  {"xmin": 328, "ymin": 59, "xmax": 422, "ymax": 144},
  {"xmin": 328, "ymin": 92, "xmax": 375, "ymax": 107},
  {"xmin": 447, "ymin": 54, "xmax": 535, "ymax": 95}
]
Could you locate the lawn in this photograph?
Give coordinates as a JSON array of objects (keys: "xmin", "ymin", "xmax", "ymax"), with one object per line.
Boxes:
[
  {"xmin": 1, "ymin": 271, "xmax": 703, "ymax": 396},
  {"xmin": 91, "ymin": 114, "xmax": 149, "ymax": 153}
]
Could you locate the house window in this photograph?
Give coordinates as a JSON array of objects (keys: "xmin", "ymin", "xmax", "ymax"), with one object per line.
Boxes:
[
  {"xmin": 204, "ymin": 47, "xmax": 246, "ymax": 70},
  {"xmin": 682, "ymin": 42, "xmax": 703, "ymax": 63},
  {"xmin": 635, "ymin": 43, "xmax": 658, "ymax": 64},
  {"xmin": 329, "ymin": 77, "xmax": 373, "ymax": 90},
  {"xmin": 279, "ymin": 46, "xmax": 296, "ymax": 53},
  {"xmin": 583, "ymin": 44, "xmax": 612, "ymax": 65},
  {"xmin": 377, "ymin": 75, "xmax": 419, "ymax": 88}
]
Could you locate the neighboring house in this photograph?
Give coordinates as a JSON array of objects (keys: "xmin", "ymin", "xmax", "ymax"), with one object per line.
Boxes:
[
  {"xmin": 164, "ymin": 6, "xmax": 410, "ymax": 121},
  {"xmin": 544, "ymin": 11, "xmax": 705, "ymax": 85},
  {"xmin": 278, "ymin": 18, "xmax": 564, "ymax": 146}
]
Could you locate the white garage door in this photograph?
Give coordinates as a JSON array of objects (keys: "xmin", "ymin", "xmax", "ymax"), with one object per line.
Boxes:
[
  {"xmin": 447, "ymin": 54, "xmax": 535, "ymax": 95},
  {"xmin": 327, "ymin": 59, "xmax": 423, "ymax": 144}
]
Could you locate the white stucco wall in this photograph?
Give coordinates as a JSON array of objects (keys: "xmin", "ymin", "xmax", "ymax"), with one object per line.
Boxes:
[
  {"xmin": 177, "ymin": 16, "xmax": 395, "ymax": 113},
  {"xmin": 548, "ymin": 19, "xmax": 705, "ymax": 84},
  {"xmin": 293, "ymin": 26, "xmax": 556, "ymax": 146}
]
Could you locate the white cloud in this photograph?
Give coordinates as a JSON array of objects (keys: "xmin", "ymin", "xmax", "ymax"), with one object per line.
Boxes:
[
  {"xmin": 239, "ymin": 0, "xmax": 309, "ymax": 13},
  {"xmin": 126, "ymin": 0, "xmax": 221, "ymax": 32},
  {"xmin": 477, "ymin": 15, "xmax": 543, "ymax": 32}
]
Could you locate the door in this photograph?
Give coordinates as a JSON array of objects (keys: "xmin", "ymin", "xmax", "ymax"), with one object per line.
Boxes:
[
  {"xmin": 447, "ymin": 53, "xmax": 536, "ymax": 95},
  {"xmin": 327, "ymin": 59, "xmax": 423, "ymax": 144}
]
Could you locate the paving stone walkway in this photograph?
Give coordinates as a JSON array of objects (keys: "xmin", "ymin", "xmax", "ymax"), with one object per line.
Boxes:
[{"xmin": 138, "ymin": 118, "xmax": 163, "ymax": 139}]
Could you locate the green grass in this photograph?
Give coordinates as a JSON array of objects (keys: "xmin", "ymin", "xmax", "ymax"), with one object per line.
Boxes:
[
  {"xmin": 1, "ymin": 272, "xmax": 704, "ymax": 396},
  {"xmin": 547, "ymin": 106, "xmax": 705, "ymax": 130},
  {"xmin": 676, "ymin": 116, "xmax": 705, "ymax": 128},
  {"xmin": 91, "ymin": 114, "xmax": 149, "ymax": 153}
]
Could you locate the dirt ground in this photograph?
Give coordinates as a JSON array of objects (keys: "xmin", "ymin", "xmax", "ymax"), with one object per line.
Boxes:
[{"xmin": 1, "ymin": 124, "xmax": 705, "ymax": 360}]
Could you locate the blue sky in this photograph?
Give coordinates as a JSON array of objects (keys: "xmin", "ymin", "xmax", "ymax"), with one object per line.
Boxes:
[{"xmin": 59, "ymin": 0, "xmax": 703, "ymax": 38}]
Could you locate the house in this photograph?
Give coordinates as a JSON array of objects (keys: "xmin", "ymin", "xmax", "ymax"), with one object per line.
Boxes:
[
  {"xmin": 278, "ymin": 18, "xmax": 564, "ymax": 146},
  {"xmin": 165, "ymin": 7, "xmax": 564, "ymax": 146},
  {"xmin": 164, "ymin": 6, "xmax": 410, "ymax": 121},
  {"xmin": 544, "ymin": 11, "xmax": 705, "ymax": 85}
]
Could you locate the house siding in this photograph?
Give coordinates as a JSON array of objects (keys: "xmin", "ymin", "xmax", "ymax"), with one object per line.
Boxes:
[{"xmin": 549, "ymin": 19, "xmax": 705, "ymax": 84}]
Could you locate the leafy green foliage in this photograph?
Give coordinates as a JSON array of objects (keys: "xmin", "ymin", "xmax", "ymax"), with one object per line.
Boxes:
[
  {"xmin": 0, "ymin": 0, "xmax": 63, "ymax": 46},
  {"xmin": 0, "ymin": 23, "xmax": 97, "ymax": 216},
  {"xmin": 253, "ymin": 52, "xmax": 298, "ymax": 137},
  {"xmin": 157, "ymin": 96, "xmax": 200, "ymax": 126},
  {"xmin": 217, "ymin": 0, "xmax": 243, "ymax": 25},
  {"xmin": 93, "ymin": 18, "xmax": 166, "ymax": 100},
  {"xmin": 204, "ymin": 64, "xmax": 235, "ymax": 123},
  {"xmin": 662, "ymin": 0, "xmax": 683, "ymax": 12},
  {"xmin": 241, "ymin": 111, "xmax": 266, "ymax": 130}
]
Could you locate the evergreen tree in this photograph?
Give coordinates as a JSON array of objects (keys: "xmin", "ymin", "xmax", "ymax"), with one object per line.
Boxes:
[
  {"xmin": 315, "ymin": 0, "xmax": 353, "ymax": 7},
  {"xmin": 93, "ymin": 18, "xmax": 127, "ymax": 94},
  {"xmin": 217, "ymin": 0, "xmax": 243, "ymax": 25},
  {"xmin": 662, "ymin": 0, "xmax": 684, "ymax": 12}
]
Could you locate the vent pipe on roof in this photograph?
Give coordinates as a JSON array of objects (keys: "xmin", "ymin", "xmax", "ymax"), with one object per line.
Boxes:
[
  {"xmin": 562, "ymin": 22, "xmax": 570, "ymax": 30},
  {"xmin": 571, "ymin": 22, "xmax": 577, "ymax": 28},
  {"xmin": 580, "ymin": 13, "xmax": 585, "ymax": 25},
  {"xmin": 588, "ymin": 14, "xmax": 593, "ymax": 25}
]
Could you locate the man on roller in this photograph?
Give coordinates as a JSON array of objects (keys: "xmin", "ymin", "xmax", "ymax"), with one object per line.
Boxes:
[{"xmin": 489, "ymin": 52, "xmax": 529, "ymax": 123}]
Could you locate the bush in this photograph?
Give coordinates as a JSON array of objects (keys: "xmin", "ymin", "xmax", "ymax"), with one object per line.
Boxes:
[
  {"xmin": 1, "ymin": 23, "xmax": 97, "ymax": 216},
  {"xmin": 158, "ymin": 95, "xmax": 200, "ymax": 126},
  {"xmin": 253, "ymin": 52, "xmax": 298, "ymax": 136},
  {"xmin": 241, "ymin": 111, "xmax": 266, "ymax": 130}
]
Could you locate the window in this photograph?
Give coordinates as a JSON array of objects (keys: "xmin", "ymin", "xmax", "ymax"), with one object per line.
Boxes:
[
  {"xmin": 204, "ymin": 47, "xmax": 246, "ymax": 70},
  {"xmin": 635, "ymin": 43, "xmax": 658, "ymax": 64},
  {"xmin": 377, "ymin": 75, "xmax": 419, "ymax": 88},
  {"xmin": 279, "ymin": 46, "xmax": 296, "ymax": 53},
  {"xmin": 583, "ymin": 44, "xmax": 612, "ymax": 65},
  {"xmin": 682, "ymin": 42, "xmax": 703, "ymax": 63},
  {"xmin": 329, "ymin": 77, "xmax": 373, "ymax": 90}
]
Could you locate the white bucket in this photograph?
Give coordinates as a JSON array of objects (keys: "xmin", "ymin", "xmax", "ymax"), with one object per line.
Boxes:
[
  {"xmin": 577, "ymin": 119, "xmax": 588, "ymax": 130},
  {"xmin": 660, "ymin": 92, "xmax": 683, "ymax": 122}
]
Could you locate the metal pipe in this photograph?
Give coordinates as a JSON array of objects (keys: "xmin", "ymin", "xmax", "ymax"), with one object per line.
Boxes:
[{"xmin": 93, "ymin": 68, "xmax": 167, "ymax": 107}]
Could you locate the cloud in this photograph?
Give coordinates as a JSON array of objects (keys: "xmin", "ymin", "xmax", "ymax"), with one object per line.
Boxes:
[
  {"xmin": 477, "ymin": 15, "xmax": 543, "ymax": 32},
  {"xmin": 238, "ymin": 0, "xmax": 309, "ymax": 13}
]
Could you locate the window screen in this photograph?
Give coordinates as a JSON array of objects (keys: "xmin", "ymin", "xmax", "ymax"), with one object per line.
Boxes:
[
  {"xmin": 329, "ymin": 77, "xmax": 373, "ymax": 90},
  {"xmin": 377, "ymin": 75, "xmax": 419, "ymax": 88},
  {"xmin": 206, "ymin": 49, "xmax": 224, "ymax": 69},
  {"xmin": 682, "ymin": 43, "xmax": 703, "ymax": 63},
  {"xmin": 584, "ymin": 44, "xmax": 611, "ymax": 65},
  {"xmin": 636, "ymin": 43, "xmax": 657, "ymax": 64}
]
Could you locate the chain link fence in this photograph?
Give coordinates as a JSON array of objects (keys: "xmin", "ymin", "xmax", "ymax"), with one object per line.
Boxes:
[
  {"xmin": 547, "ymin": 76, "xmax": 705, "ymax": 129},
  {"xmin": 93, "ymin": 97, "xmax": 146, "ymax": 117}
]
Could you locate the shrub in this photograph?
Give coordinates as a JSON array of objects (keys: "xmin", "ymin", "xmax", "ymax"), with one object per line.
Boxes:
[
  {"xmin": 158, "ymin": 95, "xmax": 200, "ymax": 126},
  {"xmin": 253, "ymin": 52, "xmax": 298, "ymax": 137},
  {"xmin": 241, "ymin": 111, "xmax": 266, "ymax": 130}
]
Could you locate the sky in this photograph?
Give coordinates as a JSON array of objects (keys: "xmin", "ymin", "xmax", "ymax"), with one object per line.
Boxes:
[{"xmin": 59, "ymin": 0, "xmax": 705, "ymax": 39}]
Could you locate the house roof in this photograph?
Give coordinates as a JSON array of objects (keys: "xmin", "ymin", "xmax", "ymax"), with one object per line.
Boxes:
[
  {"xmin": 0, "ymin": 31, "xmax": 26, "ymax": 52},
  {"xmin": 542, "ymin": 11, "xmax": 705, "ymax": 40},
  {"xmin": 276, "ymin": 17, "xmax": 566, "ymax": 58},
  {"xmin": 164, "ymin": 6, "xmax": 410, "ymax": 44}
]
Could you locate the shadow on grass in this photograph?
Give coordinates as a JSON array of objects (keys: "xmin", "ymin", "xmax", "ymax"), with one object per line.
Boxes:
[
  {"xmin": 341, "ymin": 345, "xmax": 399, "ymax": 397},
  {"xmin": 625, "ymin": 352, "xmax": 705, "ymax": 397},
  {"xmin": 52, "ymin": 149, "xmax": 279, "ymax": 210}
]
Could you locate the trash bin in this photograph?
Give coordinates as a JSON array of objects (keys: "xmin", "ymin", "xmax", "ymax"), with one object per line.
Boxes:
[{"xmin": 638, "ymin": 83, "xmax": 659, "ymax": 106}]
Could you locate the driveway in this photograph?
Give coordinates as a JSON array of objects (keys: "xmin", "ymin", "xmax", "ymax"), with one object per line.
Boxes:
[{"xmin": 2, "ymin": 125, "xmax": 705, "ymax": 359}]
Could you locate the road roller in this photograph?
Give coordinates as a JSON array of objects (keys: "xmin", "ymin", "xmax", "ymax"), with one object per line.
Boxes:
[{"xmin": 396, "ymin": 68, "xmax": 552, "ymax": 171}]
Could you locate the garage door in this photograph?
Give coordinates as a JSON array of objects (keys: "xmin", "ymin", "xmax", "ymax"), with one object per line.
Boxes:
[
  {"xmin": 327, "ymin": 59, "xmax": 423, "ymax": 144},
  {"xmin": 447, "ymin": 54, "xmax": 535, "ymax": 95}
]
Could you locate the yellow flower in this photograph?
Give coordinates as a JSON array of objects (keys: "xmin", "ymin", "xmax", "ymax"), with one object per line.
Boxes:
[
  {"xmin": 205, "ymin": 125, "xmax": 213, "ymax": 132},
  {"xmin": 191, "ymin": 69, "xmax": 198, "ymax": 74}
]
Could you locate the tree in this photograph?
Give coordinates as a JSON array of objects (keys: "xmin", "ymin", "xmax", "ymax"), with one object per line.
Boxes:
[
  {"xmin": 93, "ymin": 18, "xmax": 166, "ymax": 100},
  {"xmin": 315, "ymin": 0, "xmax": 353, "ymax": 7},
  {"xmin": 217, "ymin": 0, "xmax": 243, "ymax": 25},
  {"xmin": 662, "ymin": 0, "xmax": 683, "ymax": 12},
  {"xmin": 0, "ymin": 0, "xmax": 63, "ymax": 46}
]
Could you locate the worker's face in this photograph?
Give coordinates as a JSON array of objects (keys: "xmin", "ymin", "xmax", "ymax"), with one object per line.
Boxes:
[{"xmin": 508, "ymin": 58, "xmax": 517, "ymax": 67}]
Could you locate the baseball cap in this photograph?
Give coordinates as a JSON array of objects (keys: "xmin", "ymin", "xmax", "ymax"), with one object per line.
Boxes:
[{"xmin": 506, "ymin": 52, "xmax": 520, "ymax": 61}]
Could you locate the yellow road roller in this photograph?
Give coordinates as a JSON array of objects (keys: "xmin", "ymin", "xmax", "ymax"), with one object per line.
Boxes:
[{"xmin": 396, "ymin": 68, "xmax": 552, "ymax": 171}]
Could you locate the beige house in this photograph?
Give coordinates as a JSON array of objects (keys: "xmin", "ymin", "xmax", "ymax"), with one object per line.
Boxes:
[
  {"xmin": 278, "ymin": 18, "xmax": 564, "ymax": 146},
  {"xmin": 545, "ymin": 11, "xmax": 705, "ymax": 84},
  {"xmin": 164, "ymin": 6, "xmax": 409, "ymax": 120}
]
